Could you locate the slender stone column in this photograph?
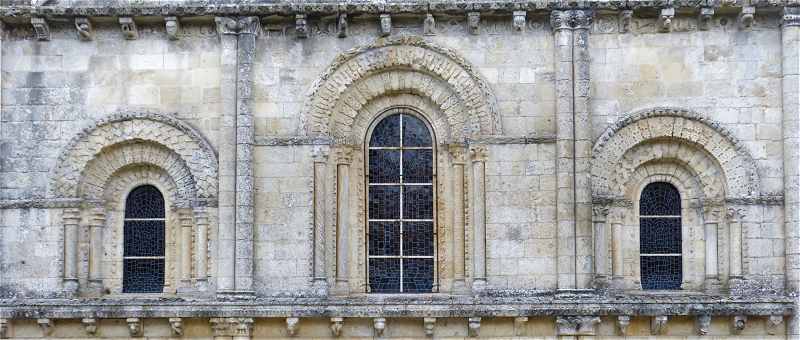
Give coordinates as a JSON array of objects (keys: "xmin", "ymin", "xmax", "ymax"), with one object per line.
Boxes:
[
  {"xmin": 62, "ymin": 207, "xmax": 81, "ymax": 296},
  {"xmin": 332, "ymin": 146, "xmax": 353, "ymax": 295},
  {"xmin": 551, "ymin": 10, "xmax": 576, "ymax": 290},
  {"xmin": 193, "ymin": 206, "xmax": 209, "ymax": 290},
  {"xmin": 703, "ymin": 205, "xmax": 722, "ymax": 292},
  {"xmin": 609, "ymin": 204, "xmax": 626, "ymax": 290},
  {"xmin": 450, "ymin": 145, "xmax": 467, "ymax": 293},
  {"xmin": 312, "ymin": 146, "xmax": 330, "ymax": 295},
  {"xmin": 572, "ymin": 9, "xmax": 593, "ymax": 289},
  {"xmin": 178, "ymin": 208, "xmax": 193, "ymax": 289},
  {"xmin": 470, "ymin": 145, "xmax": 488, "ymax": 292},
  {"xmin": 781, "ymin": 7, "xmax": 800, "ymax": 336},
  {"xmin": 726, "ymin": 206, "xmax": 745, "ymax": 292},
  {"xmin": 591, "ymin": 206, "xmax": 609, "ymax": 289},
  {"xmin": 87, "ymin": 206, "xmax": 105, "ymax": 293}
]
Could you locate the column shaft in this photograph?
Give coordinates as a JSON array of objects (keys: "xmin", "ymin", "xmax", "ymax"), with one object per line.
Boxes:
[
  {"xmin": 333, "ymin": 147, "xmax": 352, "ymax": 295},
  {"xmin": 179, "ymin": 209, "xmax": 193, "ymax": 286},
  {"xmin": 88, "ymin": 207, "xmax": 105, "ymax": 292},
  {"xmin": 312, "ymin": 149, "xmax": 329, "ymax": 292},
  {"xmin": 194, "ymin": 206, "xmax": 209, "ymax": 288},
  {"xmin": 572, "ymin": 10, "xmax": 593, "ymax": 289},
  {"xmin": 453, "ymin": 161, "xmax": 466, "ymax": 291},
  {"xmin": 63, "ymin": 208, "xmax": 81, "ymax": 295},
  {"xmin": 470, "ymin": 146, "xmax": 488, "ymax": 291}
]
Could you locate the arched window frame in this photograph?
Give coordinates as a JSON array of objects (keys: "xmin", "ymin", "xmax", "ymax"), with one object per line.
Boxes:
[
  {"xmin": 363, "ymin": 107, "xmax": 439, "ymax": 293},
  {"xmin": 122, "ymin": 184, "xmax": 167, "ymax": 293},
  {"xmin": 636, "ymin": 181, "xmax": 683, "ymax": 290}
]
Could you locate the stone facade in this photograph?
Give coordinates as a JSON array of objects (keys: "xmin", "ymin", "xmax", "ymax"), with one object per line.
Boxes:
[{"xmin": 0, "ymin": 0, "xmax": 797, "ymax": 339}]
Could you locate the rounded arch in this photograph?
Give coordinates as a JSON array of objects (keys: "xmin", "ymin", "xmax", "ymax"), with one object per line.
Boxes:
[
  {"xmin": 592, "ymin": 107, "xmax": 760, "ymax": 200},
  {"xmin": 301, "ymin": 36, "xmax": 500, "ymax": 142},
  {"xmin": 51, "ymin": 110, "xmax": 218, "ymax": 202}
]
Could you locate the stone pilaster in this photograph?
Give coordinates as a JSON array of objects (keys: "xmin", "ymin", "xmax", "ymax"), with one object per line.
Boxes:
[
  {"xmin": 332, "ymin": 146, "xmax": 353, "ymax": 295},
  {"xmin": 62, "ymin": 207, "xmax": 81, "ymax": 296},
  {"xmin": 470, "ymin": 145, "xmax": 488, "ymax": 293},
  {"xmin": 782, "ymin": 6, "xmax": 800, "ymax": 336},
  {"xmin": 450, "ymin": 144, "xmax": 468, "ymax": 294},
  {"xmin": 312, "ymin": 146, "xmax": 330, "ymax": 295}
]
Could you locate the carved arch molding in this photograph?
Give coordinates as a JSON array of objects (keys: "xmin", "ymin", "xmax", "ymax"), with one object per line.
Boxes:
[
  {"xmin": 591, "ymin": 107, "xmax": 761, "ymax": 201},
  {"xmin": 301, "ymin": 35, "xmax": 501, "ymax": 142}
]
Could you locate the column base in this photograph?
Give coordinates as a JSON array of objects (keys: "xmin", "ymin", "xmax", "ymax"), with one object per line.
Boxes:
[
  {"xmin": 330, "ymin": 280, "xmax": 350, "ymax": 296},
  {"xmin": 452, "ymin": 279, "xmax": 469, "ymax": 295},
  {"xmin": 195, "ymin": 278, "xmax": 210, "ymax": 292},
  {"xmin": 312, "ymin": 278, "xmax": 329, "ymax": 296},
  {"xmin": 63, "ymin": 279, "xmax": 79, "ymax": 298},
  {"xmin": 704, "ymin": 277, "xmax": 722, "ymax": 293},
  {"xmin": 592, "ymin": 275, "xmax": 610, "ymax": 290},
  {"xmin": 610, "ymin": 276, "xmax": 625, "ymax": 291},
  {"xmin": 81, "ymin": 279, "xmax": 104, "ymax": 296},
  {"xmin": 471, "ymin": 278, "xmax": 487, "ymax": 295},
  {"xmin": 216, "ymin": 290, "xmax": 256, "ymax": 300},
  {"xmin": 728, "ymin": 276, "xmax": 745, "ymax": 295}
]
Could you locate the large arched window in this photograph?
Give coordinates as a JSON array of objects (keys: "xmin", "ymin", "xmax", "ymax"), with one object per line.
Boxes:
[
  {"xmin": 366, "ymin": 112, "xmax": 436, "ymax": 293},
  {"xmin": 639, "ymin": 182, "xmax": 682, "ymax": 290},
  {"xmin": 123, "ymin": 185, "xmax": 166, "ymax": 293}
]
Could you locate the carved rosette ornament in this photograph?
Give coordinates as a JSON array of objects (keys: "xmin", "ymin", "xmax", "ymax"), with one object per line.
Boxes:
[
  {"xmin": 699, "ymin": 8, "xmax": 714, "ymax": 31},
  {"xmin": 165, "ymin": 16, "xmax": 180, "ymax": 40},
  {"xmin": 75, "ymin": 17, "xmax": 94, "ymax": 41},
  {"xmin": 31, "ymin": 17, "xmax": 50, "ymax": 41}
]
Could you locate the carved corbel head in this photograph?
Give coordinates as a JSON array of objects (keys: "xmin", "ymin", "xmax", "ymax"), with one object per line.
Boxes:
[
  {"xmin": 513, "ymin": 316, "xmax": 528, "ymax": 336},
  {"xmin": 119, "ymin": 17, "xmax": 139, "ymax": 40},
  {"xmin": 126, "ymin": 318, "xmax": 142, "ymax": 337},
  {"xmin": 37, "ymin": 319, "xmax": 52, "ymax": 336},
  {"xmin": 165, "ymin": 16, "xmax": 181, "ymax": 40},
  {"xmin": 337, "ymin": 13, "xmax": 348, "ymax": 38},
  {"xmin": 467, "ymin": 317, "xmax": 481, "ymax": 337},
  {"xmin": 732, "ymin": 315, "xmax": 747, "ymax": 334},
  {"xmin": 697, "ymin": 315, "xmax": 711, "ymax": 336},
  {"xmin": 698, "ymin": 8, "xmax": 714, "ymax": 31},
  {"xmin": 373, "ymin": 318, "xmax": 386, "ymax": 337},
  {"xmin": 651, "ymin": 315, "xmax": 668, "ymax": 335},
  {"xmin": 767, "ymin": 315, "xmax": 783, "ymax": 335},
  {"xmin": 330, "ymin": 317, "xmax": 344, "ymax": 337},
  {"xmin": 467, "ymin": 12, "xmax": 480, "ymax": 35},
  {"xmin": 658, "ymin": 8, "xmax": 675, "ymax": 33},
  {"xmin": 31, "ymin": 17, "xmax": 50, "ymax": 41},
  {"xmin": 379, "ymin": 14, "xmax": 392, "ymax": 37},
  {"xmin": 619, "ymin": 10, "xmax": 633, "ymax": 33},
  {"xmin": 423, "ymin": 317, "xmax": 436, "ymax": 337},
  {"xmin": 0, "ymin": 319, "xmax": 8, "ymax": 339},
  {"xmin": 739, "ymin": 6, "xmax": 755, "ymax": 29},
  {"xmin": 75, "ymin": 17, "xmax": 94, "ymax": 41},
  {"xmin": 286, "ymin": 317, "xmax": 300, "ymax": 337},
  {"xmin": 82, "ymin": 318, "xmax": 97, "ymax": 336},
  {"xmin": 513, "ymin": 11, "xmax": 526, "ymax": 32},
  {"xmin": 423, "ymin": 14, "xmax": 436, "ymax": 36},
  {"xmin": 169, "ymin": 318, "xmax": 183, "ymax": 337},
  {"xmin": 296, "ymin": 14, "xmax": 309, "ymax": 39},
  {"xmin": 616, "ymin": 315, "xmax": 631, "ymax": 335}
]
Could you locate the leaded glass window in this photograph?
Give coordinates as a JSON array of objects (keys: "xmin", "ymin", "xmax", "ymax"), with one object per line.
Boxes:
[
  {"xmin": 367, "ymin": 113, "xmax": 436, "ymax": 293},
  {"xmin": 639, "ymin": 182, "xmax": 682, "ymax": 290},
  {"xmin": 123, "ymin": 185, "xmax": 166, "ymax": 293}
]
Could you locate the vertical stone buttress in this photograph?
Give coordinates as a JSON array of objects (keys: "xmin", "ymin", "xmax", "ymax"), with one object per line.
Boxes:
[
  {"xmin": 215, "ymin": 16, "xmax": 259, "ymax": 296},
  {"xmin": 782, "ymin": 6, "xmax": 800, "ymax": 336},
  {"xmin": 551, "ymin": 9, "xmax": 593, "ymax": 290}
]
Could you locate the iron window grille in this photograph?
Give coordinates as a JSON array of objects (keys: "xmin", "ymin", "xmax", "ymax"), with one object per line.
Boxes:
[
  {"xmin": 122, "ymin": 184, "xmax": 166, "ymax": 293},
  {"xmin": 639, "ymin": 181, "xmax": 683, "ymax": 290}
]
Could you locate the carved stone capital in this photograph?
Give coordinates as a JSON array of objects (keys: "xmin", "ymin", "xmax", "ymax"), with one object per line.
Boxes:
[
  {"xmin": 467, "ymin": 317, "xmax": 481, "ymax": 337},
  {"xmin": 616, "ymin": 315, "xmax": 631, "ymax": 335},
  {"xmin": 373, "ymin": 318, "xmax": 386, "ymax": 337},
  {"xmin": 334, "ymin": 145, "xmax": 354, "ymax": 164},
  {"xmin": 469, "ymin": 145, "xmax": 489, "ymax": 162},
  {"xmin": 296, "ymin": 14, "xmax": 309, "ymax": 39},
  {"xmin": 619, "ymin": 10, "xmax": 633, "ymax": 33},
  {"xmin": 380, "ymin": 14, "xmax": 392, "ymax": 37},
  {"xmin": 467, "ymin": 12, "xmax": 480, "ymax": 35},
  {"xmin": 513, "ymin": 11, "xmax": 526, "ymax": 32},
  {"xmin": 0, "ymin": 319, "xmax": 8, "ymax": 339},
  {"xmin": 739, "ymin": 6, "xmax": 755, "ymax": 29},
  {"xmin": 697, "ymin": 315, "xmax": 711, "ymax": 336},
  {"xmin": 165, "ymin": 16, "xmax": 180, "ymax": 40},
  {"xmin": 651, "ymin": 315, "xmax": 668, "ymax": 335},
  {"xmin": 424, "ymin": 14, "xmax": 436, "ymax": 36},
  {"xmin": 783, "ymin": 7, "xmax": 800, "ymax": 27},
  {"xmin": 703, "ymin": 204, "xmax": 724, "ymax": 223},
  {"xmin": 699, "ymin": 8, "xmax": 714, "ymax": 31},
  {"xmin": 767, "ymin": 315, "xmax": 783, "ymax": 335},
  {"xmin": 286, "ymin": 317, "xmax": 300, "ymax": 337},
  {"xmin": 31, "ymin": 17, "xmax": 50, "ymax": 41},
  {"xmin": 423, "ymin": 317, "xmax": 436, "ymax": 337},
  {"xmin": 658, "ymin": 8, "xmax": 675, "ymax": 32},
  {"xmin": 119, "ymin": 17, "xmax": 138, "ymax": 40},
  {"xmin": 726, "ymin": 207, "xmax": 746, "ymax": 221},
  {"xmin": 572, "ymin": 9, "xmax": 594, "ymax": 30},
  {"xmin": 126, "ymin": 318, "xmax": 142, "ymax": 337},
  {"xmin": 312, "ymin": 145, "xmax": 330, "ymax": 163},
  {"xmin": 169, "ymin": 318, "xmax": 183, "ymax": 337},
  {"xmin": 37, "ymin": 319, "xmax": 52, "ymax": 336},
  {"xmin": 337, "ymin": 13, "xmax": 348, "ymax": 38},
  {"xmin": 556, "ymin": 316, "xmax": 601, "ymax": 336},
  {"xmin": 592, "ymin": 205, "xmax": 610, "ymax": 222},
  {"xmin": 550, "ymin": 10, "xmax": 571, "ymax": 31},
  {"xmin": 448, "ymin": 144, "xmax": 467, "ymax": 164},
  {"xmin": 732, "ymin": 315, "xmax": 747, "ymax": 334},
  {"xmin": 75, "ymin": 17, "xmax": 94, "ymax": 41},
  {"xmin": 330, "ymin": 317, "xmax": 344, "ymax": 337},
  {"xmin": 215, "ymin": 16, "xmax": 260, "ymax": 36},
  {"xmin": 82, "ymin": 318, "xmax": 97, "ymax": 337}
]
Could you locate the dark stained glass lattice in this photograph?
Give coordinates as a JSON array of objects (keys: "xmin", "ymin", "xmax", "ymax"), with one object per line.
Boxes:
[
  {"xmin": 367, "ymin": 113, "xmax": 435, "ymax": 293},
  {"xmin": 639, "ymin": 182, "xmax": 682, "ymax": 290},
  {"xmin": 122, "ymin": 185, "xmax": 166, "ymax": 293}
]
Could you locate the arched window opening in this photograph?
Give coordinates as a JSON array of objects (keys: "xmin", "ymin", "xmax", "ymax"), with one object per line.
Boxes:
[
  {"xmin": 367, "ymin": 112, "xmax": 436, "ymax": 293},
  {"xmin": 639, "ymin": 182, "xmax": 682, "ymax": 290},
  {"xmin": 123, "ymin": 185, "xmax": 166, "ymax": 293}
]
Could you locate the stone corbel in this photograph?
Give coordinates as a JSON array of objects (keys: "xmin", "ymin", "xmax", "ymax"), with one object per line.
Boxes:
[
  {"xmin": 82, "ymin": 318, "xmax": 97, "ymax": 337},
  {"xmin": 286, "ymin": 317, "xmax": 300, "ymax": 337},
  {"xmin": 467, "ymin": 317, "xmax": 481, "ymax": 337},
  {"xmin": 169, "ymin": 318, "xmax": 183, "ymax": 337},
  {"xmin": 732, "ymin": 315, "xmax": 747, "ymax": 334},
  {"xmin": 119, "ymin": 17, "xmax": 138, "ymax": 40},
  {"xmin": 616, "ymin": 315, "xmax": 631, "ymax": 335},
  {"xmin": 37, "ymin": 319, "xmax": 52, "ymax": 337},
  {"xmin": 697, "ymin": 315, "xmax": 711, "ymax": 336},
  {"xmin": 739, "ymin": 6, "xmax": 755, "ymax": 29},
  {"xmin": 75, "ymin": 17, "xmax": 94, "ymax": 41},
  {"xmin": 31, "ymin": 17, "xmax": 50, "ymax": 41},
  {"xmin": 127, "ymin": 318, "xmax": 142, "ymax": 337},
  {"xmin": 380, "ymin": 14, "xmax": 392, "ymax": 37},
  {"xmin": 165, "ymin": 16, "xmax": 181, "ymax": 40},
  {"xmin": 556, "ymin": 316, "xmax": 601, "ymax": 336},
  {"xmin": 467, "ymin": 12, "xmax": 480, "ymax": 35},
  {"xmin": 296, "ymin": 14, "xmax": 309, "ymax": 39},
  {"xmin": 423, "ymin": 318, "xmax": 436, "ymax": 337},
  {"xmin": 337, "ymin": 13, "xmax": 348, "ymax": 38},
  {"xmin": 767, "ymin": 315, "xmax": 783, "ymax": 335},
  {"xmin": 619, "ymin": 10, "xmax": 633, "ymax": 33},
  {"xmin": 513, "ymin": 317, "xmax": 528, "ymax": 336},
  {"xmin": 698, "ymin": 8, "xmax": 714, "ymax": 31},
  {"xmin": 658, "ymin": 8, "xmax": 675, "ymax": 33},
  {"xmin": 0, "ymin": 319, "xmax": 7, "ymax": 339},
  {"xmin": 424, "ymin": 14, "xmax": 436, "ymax": 36},
  {"xmin": 513, "ymin": 11, "xmax": 526, "ymax": 32},
  {"xmin": 651, "ymin": 315, "xmax": 668, "ymax": 335},
  {"xmin": 330, "ymin": 317, "xmax": 344, "ymax": 337},
  {"xmin": 373, "ymin": 318, "xmax": 386, "ymax": 337},
  {"xmin": 783, "ymin": 7, "xmax": 800, "ymax": 27},
  {"xmin": 234, "ymin": 318, "xmax": 254, "ymax": 338}
]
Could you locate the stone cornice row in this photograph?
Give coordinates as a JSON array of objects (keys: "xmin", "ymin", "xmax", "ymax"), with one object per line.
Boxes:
[{"xmin": 0, "ymin": 1, "xmax": 796, "ymax": 19}]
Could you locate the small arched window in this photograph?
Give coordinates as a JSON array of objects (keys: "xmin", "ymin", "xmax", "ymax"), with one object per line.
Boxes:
[
  {"xmin": 367, "ymin": 112, "xmax": 436, "ymax": 293},
  {"xmin": 639, "ymin": 182, "xmax": 682, "ymax": 290},
  {"xmin": 123, "ymin": 185, "xmax": 166, "ymax": 293}
]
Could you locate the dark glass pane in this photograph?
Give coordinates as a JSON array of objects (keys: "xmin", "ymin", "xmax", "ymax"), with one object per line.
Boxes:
[
  {"xmin": 369, "ymin": 114, "xmax": 401, "ymax": 147},
  {"xmin": 124, "ymin": 220, "xmax": 166, "ymax": 257},
  {"xmin": 403, "ymin": 185, "xmax": 433, "ymax": 219},
  {"xmin": 369, "ymin": 150, "xmax": 400, "ymax": 183},
  {"xmin": 640, "ymin": 217, "xmax": 682, "ymax": 254},
  {"xmin": 369, "ymin": 258, "xmax": 401, "ymax": 293},
  {"xmin": 123, "ymin": 259, "xmax": 165, "ymax": 293},
  {"xmin": 641, "ymin": 256, "xmax": 682, "ymax": 290},
  {"xmin": 402, "ymin": 258, "xmax": 434, "ymax": 292},
  {"xmin": 125, "ymin": 185, "xmax": 165, "ymax": 218},
  {"xmin": 639, "ymin": 182, "xmax": 681, "ymax": 216},
  {"xmin": 402, "ymin": 150, "xmax": 433, "ymax": 183},
  {"xmin": 369, "ymin": 185, "xmax": 401, "ymax": 219},
  {"xmin": 403, "ymin": 222, "xmax": 434, "ymax": 256},
  {"xmin": 369, "ymin": 222, "xmax": 400, "ymax": 256},
  {"xmin": 402, "ymin": 114, "xmax": 432, "ymax": 147}
]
